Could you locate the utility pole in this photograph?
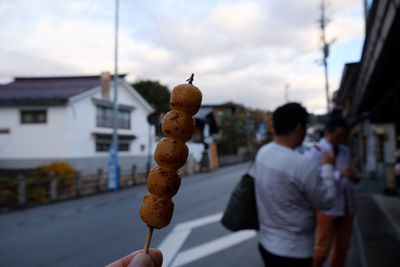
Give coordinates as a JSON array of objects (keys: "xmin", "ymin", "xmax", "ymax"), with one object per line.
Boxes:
[
  {"xmin": 319, "ymin": 0, "xmax": 331, "ymax": 114},
  {"xmin": 284, "ymin": 83, "xmax": 290, "ymax": 102},
  {"xmin": 108, "ymin": 0, "xmax": 119, "ymax": 192},
  {"xmin": 112, "ymin": 0, "xmax": 119, "ymax": 151}
]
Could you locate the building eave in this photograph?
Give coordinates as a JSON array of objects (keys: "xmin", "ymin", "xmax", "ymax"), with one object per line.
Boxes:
[{"xmin": 0, "ymin": 99, "xmax": 68, "ymax": 107}]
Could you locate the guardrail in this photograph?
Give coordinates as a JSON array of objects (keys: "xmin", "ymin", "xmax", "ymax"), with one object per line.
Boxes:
[
  {"xmin": 218, "ymin": 153, "xmax": 254, "ymax": 167},
  {"xmin": 0, "ymin": 166, "xmax": 148, "ymax": 212},
  {"xmin": 0, "ymin": 154, "xmax": 253, "ymax": 212}
]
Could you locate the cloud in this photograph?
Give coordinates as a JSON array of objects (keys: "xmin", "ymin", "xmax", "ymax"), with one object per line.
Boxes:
[
  {"xmin": 210, "ymin": 2, "xmax": 262, "ymax": 32},
  {"xmin": 0, "ymin": 0, "xmax": 365, "ymax": 114},
  {"xmin": 0, "ymin": 50, "xmax": 78, "ymax": 83}
]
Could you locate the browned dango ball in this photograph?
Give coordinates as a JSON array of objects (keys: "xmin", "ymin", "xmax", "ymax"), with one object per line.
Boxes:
[
  {"xmin": 140, "ymin": 193, "xmax": 174, "ymax": 229},
  {"xmin": 162, "ymin": 110, "xmax": 196, "ymax": 142},
  {"xmin": 147, "ymin": 166, "xmax": 181, "ymax": 199},
  {"xmin": 140, "ymin": 73, "xmax": 202, "ymax": 236},
  {"xmin": 154, "ymin": 137, "xmax": 188, "ymax": 171},
  {"xmin": 170, "ymin": 82, "xmax": 202, "ymax": 116}
]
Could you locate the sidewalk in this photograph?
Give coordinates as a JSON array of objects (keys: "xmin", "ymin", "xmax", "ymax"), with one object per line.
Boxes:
[{"xmin": 354, "ymin": 178, "xmax": 400, "ymax": 267}]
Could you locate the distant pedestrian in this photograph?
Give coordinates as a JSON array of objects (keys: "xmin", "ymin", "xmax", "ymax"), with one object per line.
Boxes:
[
  {"xmin": 250, "ymin": 103, "xmax": 337, "ymax": 267},
  {"xmin": 394, "ymin": 149, "xmax": 400, "ymax": 175},
  {"xmin": 309, "ymin": 118, "xmax": 357, "ymax": 267}
]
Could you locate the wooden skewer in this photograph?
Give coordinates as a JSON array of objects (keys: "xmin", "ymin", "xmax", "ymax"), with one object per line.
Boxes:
[
  {"xmin": 187, "ymin": 73, "xmax": 194, "ymax": 84},
  {"xmin": 144, "ymin": 227, "xmax": 153, "ymax": 254}
]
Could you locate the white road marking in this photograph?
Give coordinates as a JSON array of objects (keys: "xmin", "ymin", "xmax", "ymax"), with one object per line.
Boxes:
[
  {"xmin": 157, "ymin": 212, "xmax": 256, "ymax": 267},
  {"xmin": 158, "ymin": 213, "xmax": 222, "ymax": 266},
  {"xmin": 159, "ymin": 228, "xmax": 191, "ymax": 267},
  {"xmin": 171, "ymin": 230, "xmax": 256, "ymax": 267},
  {"xmin": 174, "ymin": 213, "xmax": 223, "ymax": 232}
]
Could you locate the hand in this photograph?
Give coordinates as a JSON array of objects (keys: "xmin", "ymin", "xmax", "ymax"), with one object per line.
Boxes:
[
  {"xmin": 106, "ymin": 249, "xmax": 163, "ymax": 267},
  {"xmin": 321, "ymin": 151, "xmax": 335, "ymax": 165},
  {"xmin": 340, "ymin": 166, "xmax": 356, "ymax": 178}
]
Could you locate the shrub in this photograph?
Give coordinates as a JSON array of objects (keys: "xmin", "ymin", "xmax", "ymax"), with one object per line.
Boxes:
[{"xmin": 39, "ymin": 162, "xmax": 75, "ymax": 178}]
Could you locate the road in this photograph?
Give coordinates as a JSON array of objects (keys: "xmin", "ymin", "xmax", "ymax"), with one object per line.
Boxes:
[{"xmin": 0, "ymin": 163, "xmax": 362, "ymax": 267}]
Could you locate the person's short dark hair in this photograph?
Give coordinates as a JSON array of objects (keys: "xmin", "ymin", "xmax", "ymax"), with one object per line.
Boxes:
[
  {"xmin": 273, "ymin": 102, "xmax": 308, "ymax": 135},
  {"xmin": 325, "ymin": 117, "xmax": 348, "ymax": 133}
]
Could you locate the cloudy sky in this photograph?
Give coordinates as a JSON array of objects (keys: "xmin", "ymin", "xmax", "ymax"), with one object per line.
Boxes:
[{"xmin": 0, "ymin": 0, "xmax": 365, "ymax": 113}]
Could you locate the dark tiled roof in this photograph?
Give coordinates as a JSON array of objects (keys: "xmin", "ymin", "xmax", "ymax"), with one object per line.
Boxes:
[{"xmin": 0, "ymin": 74, "xmax": 126, "ymax": 105}]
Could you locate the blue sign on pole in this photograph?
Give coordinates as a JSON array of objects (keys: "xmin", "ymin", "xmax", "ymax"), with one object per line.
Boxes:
[
  {"xmin": 108, "ymin": 147, "xmax": 119, "ymax": 191},
  {"xmin": 258, "ymin": 123, "xmax": 266, "ymax": 138}
]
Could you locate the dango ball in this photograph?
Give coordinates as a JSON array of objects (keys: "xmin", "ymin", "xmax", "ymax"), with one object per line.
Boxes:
[
  {"xmin": 147, "ymin": 166, "xmax": 181, "ymax": 198},
  {"xmin": 154, "ymin": 137, "xmax": 189, "ymax": 171},
  {"xmin": 140, "ymin": 193, "xmax": 174, "ymax": 229},
  {"xmin": 162, "ymin": 110, "xmax": 196, "ymax": 142},
  {"xmin": 170, "ymin": 83, "xmax": 202, "ymax": 116}
]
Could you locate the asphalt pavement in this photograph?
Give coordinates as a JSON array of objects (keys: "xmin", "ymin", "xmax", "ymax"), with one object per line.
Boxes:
[
  {"xmin": 0, "ymin": 162, "xmax": 382, "ymax": 267},
  {"xmin": 0, "ymin": 163, "xmax": 253, "ymax": 267},
  {"xmin": 353, "ymin": 179, "xmax": 400, "ymax": 267}
]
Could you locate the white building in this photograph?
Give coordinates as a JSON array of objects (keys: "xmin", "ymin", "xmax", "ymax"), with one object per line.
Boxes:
[{"xmin": 0, "ymin": 74, "xmax": 156, "ymax": 174}]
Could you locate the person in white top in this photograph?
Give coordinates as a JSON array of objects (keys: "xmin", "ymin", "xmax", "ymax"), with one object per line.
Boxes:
[
  {"xmin": 309, "ymin": 118, "xmax": 357, "ymax": 267},
  {"xmin": 251, "ymin": 103, "xmax": 337, "ymax": 267}
]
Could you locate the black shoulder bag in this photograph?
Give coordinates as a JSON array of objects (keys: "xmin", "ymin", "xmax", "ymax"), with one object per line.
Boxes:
[{"xmin": 221, "ymin": 163, "xmax": 259, "ymax": 231}]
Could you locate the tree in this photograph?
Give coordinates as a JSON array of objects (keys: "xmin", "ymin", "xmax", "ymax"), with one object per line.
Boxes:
[
  {"xmin": 218, "ymin": 111, "xmax": 247, "ymax": 155},
  {"xmin": 132, "ymin": 80, "xmax": 171, "ymax": 113},
  {"xmin": 217, "ymin": 106, "xmax": 269, "ymax": 155}
]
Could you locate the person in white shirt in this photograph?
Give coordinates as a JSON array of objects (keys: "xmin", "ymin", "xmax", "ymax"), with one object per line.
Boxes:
[
  {"xmin": 309, "ymin": 118, "xmax": 357, "ymax": 267},
  {"xmin": 250, "ymin": 103, "xmax": 337, "ymax": 267}
]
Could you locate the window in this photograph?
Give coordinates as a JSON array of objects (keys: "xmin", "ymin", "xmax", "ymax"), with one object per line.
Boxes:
[
  {"xmin": 95, "ymin": 135, "xmax": 131, "ymax": 152},
  {"xmin": 95, "ymin": 140, "xmax": 130, "ymax": 152},
  {"xmin": 96, "ymin": 106, "xmax": 113, "ymax": 128},
  {"xmin": 21, "ymin": 110, "xmax": 47, "ymax": 124},
  {"xmin": 119, "ymin": 143, "xmax": 130, "ymax": 151},
  {"xmin": 119, "ymin": 110, "xmax": 131, "ymax": 129},
  {"xmin": 96, "ymin": 106, "xmax": 130, "ymax": 129},
  {"xmin": 96, "ymin": 142, "xmax": 110, "ymax": 152}
]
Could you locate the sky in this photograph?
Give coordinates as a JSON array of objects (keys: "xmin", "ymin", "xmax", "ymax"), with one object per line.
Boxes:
[{"xmin": 0, "ymin": 0, "xmax": 365, "ymax": 114}]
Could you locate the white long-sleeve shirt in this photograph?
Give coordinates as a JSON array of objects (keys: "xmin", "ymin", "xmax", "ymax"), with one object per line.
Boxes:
[
  {"xmin": 307, "ymin": 138, "xmax": 355, "ymax": 216},
  {"xmin": 250, "ymin": 142, "xmax": 336, "ymax": 258}
]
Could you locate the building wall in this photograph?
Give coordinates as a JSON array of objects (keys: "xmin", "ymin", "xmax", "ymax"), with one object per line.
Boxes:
[
  {"xmin": 0, "ymin": 79, "xmax": 211, "ymax": 173},
  {"xmin": 364, "ymin": 121, "xmax": 377, "ymax": 175},
  {"xmin": 0, "ymin": 80, "xmax": 156, "ymax": 173},
  {"xmin": 0, "ymin": 105, "xmax": 68, "ymax": 160},
  {"xmin": 66, "ymin": 83, "xmax": 153, "ymax": 157},
  {"xmin": 382, "ymin": 124, "xmax": 396, "ymax": 164},
  {"xmin": 361, "ymin": 121, "xmax": 396, "ymax": 178},
  {"xmin": 65, "ymin": 81, "xmax": 156, "ymax": 172}
]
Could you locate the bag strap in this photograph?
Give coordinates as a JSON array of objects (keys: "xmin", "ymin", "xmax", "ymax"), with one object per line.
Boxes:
[{"xmin": 246, "ymin": 159, "xmax": 255, "ymax": 174}]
